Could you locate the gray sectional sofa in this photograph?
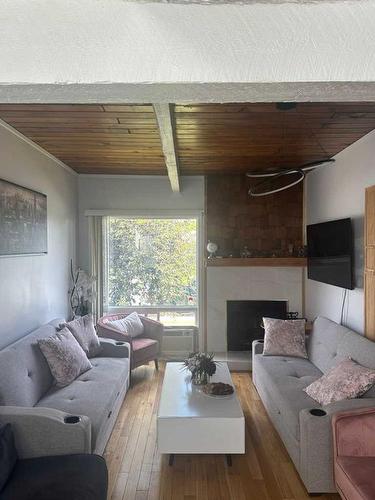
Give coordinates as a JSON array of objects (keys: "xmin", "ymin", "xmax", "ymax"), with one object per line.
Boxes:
[
  {"xmin": 252, "ymin": 316, "xmax": 375, "ymax": 493},
  {"xmin": 0, "ymin": 319, "xmax": 130, "ymax": 459}
]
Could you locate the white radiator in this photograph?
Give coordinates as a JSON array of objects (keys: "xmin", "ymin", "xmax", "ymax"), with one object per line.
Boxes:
[{"xmin": 161, "ymin": 326, "xmax": 199, "ymax": 359}]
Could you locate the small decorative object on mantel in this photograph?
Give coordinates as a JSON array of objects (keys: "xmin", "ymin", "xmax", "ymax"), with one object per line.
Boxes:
[
  {"xmin": 287, "ymin": 311, "xmax": 299, "ymax": 320},
  {"xmin": 183, "ymin": 352, "xmax": 218, "ymax": 385},
  {"xmin": 241, "ymin": 246, "xmax": 251, "ymax": 258},
  {"xmin": 202, "ymin": 382, "xmax": 234, "ymax": 397},
  {"xmin": 297, "ymin": 245, "xmax": 308, "ymax": 257},
  {"xmin": 68, "ymin": 259, "xmax": 96, "ymax": 319},
  {"xmin": 206, "ymin": 241, "xmax": 218, "ymax": 259}
]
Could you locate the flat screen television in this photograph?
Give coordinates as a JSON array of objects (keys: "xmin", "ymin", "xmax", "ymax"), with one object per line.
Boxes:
[{"xmin": 307, "ymin": 218, "xmax": 354, "ymax": 290}]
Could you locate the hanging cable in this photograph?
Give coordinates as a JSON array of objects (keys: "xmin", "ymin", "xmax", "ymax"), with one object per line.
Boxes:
[{"xmin": 340, "ymin": 289, "xmax": 348, "ymax": 325}]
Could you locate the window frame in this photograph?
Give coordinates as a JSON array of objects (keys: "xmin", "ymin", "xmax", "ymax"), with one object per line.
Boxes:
[{"xmin": 98, "ymin": 209, "xmax": 204, "ymax": 337}]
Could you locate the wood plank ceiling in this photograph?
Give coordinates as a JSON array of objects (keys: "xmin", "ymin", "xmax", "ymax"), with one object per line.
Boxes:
[{"xmin": 0, "ymin": 102, "xmax": 375, "ymax": 175}]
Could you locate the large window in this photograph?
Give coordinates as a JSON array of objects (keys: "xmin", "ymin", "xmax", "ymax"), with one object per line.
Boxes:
[{"xmin": 105, "ymin": 217, "xmax": 198, "ymax": 326}]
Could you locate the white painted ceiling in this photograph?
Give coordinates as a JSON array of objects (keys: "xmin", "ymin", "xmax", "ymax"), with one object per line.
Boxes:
[{"xmin": 1, "ymin": 0, "xmax": 375, "ymax": 103}]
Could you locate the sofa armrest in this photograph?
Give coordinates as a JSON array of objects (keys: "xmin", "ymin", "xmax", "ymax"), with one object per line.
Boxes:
[
  {"xmin": 299, "ymin": 407, "xmax": 333, "ymax": 492},
  {"xmin": 98, "ymin": 338, "xmax": 130, "ymax": 359},
  {"xmin": 299, "ymin": 398, "xmax": 375, "ymax": 492},
  {"xmin": 96, "ymin": 322, "xmax": 133, "ymax": 344},
  {"xmin": 0, "ymin": 406, "xmax": 91, "ymax": 459},
  {"xmin": 141, "ymin": 316, "xmax": 164, "ymax": 344},
  {"xmin": 251, "ymin": 340, "xmax": 264, "ymax": 387},
  {"xmin": 324, "ymin": 397, "xmax": 375, "ymax": 416},
  {"xmin": 252, "ymin": 339, "xmax": 264, "ymax": 355}
]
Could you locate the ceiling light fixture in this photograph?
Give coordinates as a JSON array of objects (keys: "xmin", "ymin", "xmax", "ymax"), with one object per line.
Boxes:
[{"xmin": 247, "ymin": 159, "xmax": 335, "ymax": 197}]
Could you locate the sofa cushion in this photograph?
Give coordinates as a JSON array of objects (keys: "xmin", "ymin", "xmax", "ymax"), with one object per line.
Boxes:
[
  {"xmin": 263, "ymin": 318, "xmax": 307, "ymax": 358},
  {"xmin": 109, "ymin": 312, "xmax": 144, "ymax": 338},
  {"xmin": 61, "ymin": 315, "xmax": 101, "ymax": 358},
  {"xmin": 304, "ymin": 358, "xmax": 375, "ymax": 406},
  {"xmin": 0, "ymin": 321, "xmax": 63, "ymax": 407},
  {"xmin": 337, "ymin": 330, "xmax": 375, "ymax": 398},
  {"xmin": 307, "ymin": 316, "xmax": 352, "ymax": 374},
  {"xmin": 132, "ymin": 338, "xmax": 158, "ymax": 364},
  {"xmin": 38, "ymin": 329, "xmax": 92, "ymax": 388},
  {"xmin": 253, "ymin": 354, "xmax": 323, "ymax": 440},
  {"xmin": 36, "ymin": 357, "xmax": 129, "ymax": 449}
]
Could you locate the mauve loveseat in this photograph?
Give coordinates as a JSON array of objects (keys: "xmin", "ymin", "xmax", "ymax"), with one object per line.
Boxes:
[
  {"xmin": 0, "ymin": 319, "xmax": 130, "ymax": 458},
  {"xmin": 252, "ymin": 316, "xmax": 375, "ymax": 493}
]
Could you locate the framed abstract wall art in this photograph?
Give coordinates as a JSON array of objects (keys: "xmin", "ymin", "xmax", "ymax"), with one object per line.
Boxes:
[{"xmin": 0, "ymin": 178, "xmax": 47, "ymax": 255}]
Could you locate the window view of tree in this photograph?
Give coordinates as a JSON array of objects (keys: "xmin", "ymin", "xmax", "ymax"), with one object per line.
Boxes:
[{"xmin": 107, "ymin": 218, "xmax": 197, "ymax": 311}]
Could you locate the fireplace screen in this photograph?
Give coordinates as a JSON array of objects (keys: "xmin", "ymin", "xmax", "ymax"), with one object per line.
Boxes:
[{"xmin": 227, "ymin": 300, "xmax": 287, "ymax": 351}]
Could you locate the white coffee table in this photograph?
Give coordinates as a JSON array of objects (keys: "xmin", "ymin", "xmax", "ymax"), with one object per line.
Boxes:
[{"xmin": 157, "ymin": 362, "xmax": 245, "ymax": 465}]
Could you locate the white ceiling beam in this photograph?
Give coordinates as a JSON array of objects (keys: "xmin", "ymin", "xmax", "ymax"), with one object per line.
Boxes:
[
  {"xmin": 2, "ymin": 83, "xmax": 375, "ymax": 104},
  {"xmin": 153, "ymin": 103, "xmax": 180, "ymax": 193}
]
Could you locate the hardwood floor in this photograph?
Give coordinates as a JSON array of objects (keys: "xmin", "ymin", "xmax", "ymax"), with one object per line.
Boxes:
[{"xmin": 104, "ymin": 363, "xmax": 340, "ymax": 500}]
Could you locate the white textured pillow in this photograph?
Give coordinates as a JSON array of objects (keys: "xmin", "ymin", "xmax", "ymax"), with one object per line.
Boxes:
[
  {"xmin": 38, "ymin": 328, "xmax": 92, "ymax": 387},
  {"xmin": 61, "ymin": 314, "xmax": 101, "ymax": 358},
  {"xmin": 110, "ymin": 312, "xmax": 144, "ymax": 338}
]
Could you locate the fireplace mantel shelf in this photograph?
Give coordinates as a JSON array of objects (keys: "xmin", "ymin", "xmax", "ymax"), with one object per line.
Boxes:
[{"xmin": 206, "ymin": 257, "xmax": 307, "ymax": 267}]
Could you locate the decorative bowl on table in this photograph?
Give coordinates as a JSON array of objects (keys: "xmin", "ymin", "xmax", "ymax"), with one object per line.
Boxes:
[{"xmin": 202, "ymin": 382, "xmax": 234, "ymax": 397}]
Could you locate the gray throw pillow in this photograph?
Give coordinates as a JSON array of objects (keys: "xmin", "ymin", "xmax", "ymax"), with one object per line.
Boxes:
[
  {"xmin": 110, "ymin": 311, "xmax": 144, "ymax": 338},
  {"xmin": 38, "ymin": 328, "xmax": 92, "ymax": 387},
  {"xmin": 263, "ymin": 317, "xmax": 307, "ymax": 359},
  {"xmin": 61, "ymin": 314, "xmax": 101, "ymax": 358}
]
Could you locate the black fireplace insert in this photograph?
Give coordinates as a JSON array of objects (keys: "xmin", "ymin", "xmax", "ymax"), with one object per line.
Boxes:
[{"xmin": 227, "ymin": 300, "xmax": 287, "ymax": 351}]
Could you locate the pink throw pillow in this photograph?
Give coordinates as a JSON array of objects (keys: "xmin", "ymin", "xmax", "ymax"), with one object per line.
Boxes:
[
  {"xmin": 304, "ymin": 358, "xmax": 375, "ymax": 406},
  {"xmin": 263, "ymin": 317, "xmax": 307, "ymax": 359}
]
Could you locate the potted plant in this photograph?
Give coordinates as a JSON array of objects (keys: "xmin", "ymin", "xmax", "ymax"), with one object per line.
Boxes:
[
  {"xmin": 68, "ymin": 260, "xmax": 96, "ymax": 319},
  {"xmin": 183, "ymin": 352, "xmax": 218, "ymax": 385}
]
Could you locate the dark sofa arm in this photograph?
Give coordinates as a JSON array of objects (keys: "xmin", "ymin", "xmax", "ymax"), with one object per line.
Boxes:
[
  {"xmin": 252, "ymin": 339, "xmax": 264, "ymax": 355},
  {"xmin": 98, "ymin": 338, "xmax": 130, "ymax": 358},
  {"xmin": 1, "ymin": 454, "xmax": 108, "ymax": 500}
]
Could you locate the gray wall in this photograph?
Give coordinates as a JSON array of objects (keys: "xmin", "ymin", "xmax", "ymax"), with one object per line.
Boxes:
[
  {"xmin": 305, "ymin": 129, "xmax": 375, "ymax": 334},
  {"xmin": 78, "ymin": 175, "xmax": 205, "ymax": 271},
  {"xmin": 0, "ymin": 124, "xmax": 77, "ymax": 348}
]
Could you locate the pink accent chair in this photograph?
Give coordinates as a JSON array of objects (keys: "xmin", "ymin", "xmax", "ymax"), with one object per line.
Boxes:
[
  {"xmin": 332, "ymin": 408, "xmax": 375, "ymax": 500},
  {"xmin": 97, "ymin": 314, "xmax": 163, "ymax": 371}
]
